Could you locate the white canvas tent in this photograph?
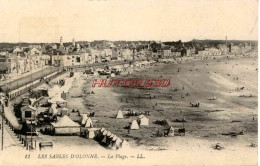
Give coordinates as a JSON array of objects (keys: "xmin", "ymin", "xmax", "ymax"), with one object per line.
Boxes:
[
  {"xmin": 102, "ymin": 130, "xmax": 108, "ymax": 135},
  {"xmin": 115, "ymin": 110, "xmax": 124, "ymax": 119},
  {"xmin": 100, "ymin": 128, "xmax": 106, "ymax": 133},
  {"xmin": 48, "ymin": 85, "xmax": 62, "ymax": 97},
  {"xmin": 51, "ymin": 103, "xmax": 57, "ymax": 108},
  {"xmin": 112, "ymin": 137, "xmax": 122, "ymax": 150},
  {"xmin": 138, "ymin": 115, "xmax": 149, "ymax": 126},
  {"xmin": 81, "ymin": 114, "xmax": 89, "ymax": 125},
  {"xmin": 107, "ymin": 134, "xmax": 114, "ymax": 146},
  {"xmin": 85, "ymin": 118, "xmax": 93, "ymax": 128},
  {"xmin": 101, "ymin": 130, "xmax": 108, "ymax": 144},
  {"xmin": 121, "ymin": 139, "xmax": 130, "ymax": 149},
  {"xmin": 51, "ymin": 115, "xmax": 80, "ymax": 135},
  {"xmin": 86, "ymin": 129, "xmax": 95, "ymax": 139},
  {"xmin": 110, "ymin": 135, "xmax": 119, "ymax": 150},
  {"xmin": 167, "ymin": 126, "xmax": 175, "ymax": 137},
  {"xmin": 130, "ymin": 120, "xmax": 139, "ymax": 130},
  {"xmin": 106, "ymin": 131, "xmax": 112, "ymax": 137}
]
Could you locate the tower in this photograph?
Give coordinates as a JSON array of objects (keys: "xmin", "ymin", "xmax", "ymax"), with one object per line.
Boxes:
[
  {"xmin": 225, "ymin": 36, "xmax": 227, "ymax": 47},
  {"xmin": 72, "ymin": 38, "xmax": 75, "ymax": 46},
  {"xmin": 60, "ymin": 36, "xmax": 63, "ymax": 46}
]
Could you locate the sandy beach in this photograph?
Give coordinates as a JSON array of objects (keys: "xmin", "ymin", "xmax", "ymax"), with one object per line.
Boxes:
[
  {"xmin": 73, "ymin": 55, "xmax": 257, "ymax": 161},
  {"xmin": 2, "ymin": 55, "xmax": 257, "ymax": 165}
]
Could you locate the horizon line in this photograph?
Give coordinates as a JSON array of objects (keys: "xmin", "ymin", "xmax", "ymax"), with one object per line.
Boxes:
[{"xmin": 0, "ymin": 38, "xmax": 258, "ymax": 44}]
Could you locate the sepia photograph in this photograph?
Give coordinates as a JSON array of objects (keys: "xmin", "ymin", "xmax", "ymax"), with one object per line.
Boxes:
[{"xmin": 0, "ymin": 0, "xmax": 258, "ymax": 165}]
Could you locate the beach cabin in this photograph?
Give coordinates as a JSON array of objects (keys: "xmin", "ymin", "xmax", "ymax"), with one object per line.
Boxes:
[{"xmin": 21, "ymin": 105, "xmax": 37, "ymax": 123}]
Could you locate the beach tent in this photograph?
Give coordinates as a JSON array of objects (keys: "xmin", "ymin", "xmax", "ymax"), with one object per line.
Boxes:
[
  {"xmin": 95, "ymin": 128, "xmax": 103, "ymax": 140},
  {"xmin": 121, "ymin": 139, "xmax": 130, "ymax": 149},
  {"xmin": 86, "ymin": 129, "xmax": 95, "ymax": 139},
  {"xmin": 81, "ymin": 114, "xmax": 89, "ymax": 125},
  {"xmin": 110, "ymin": 135, "xmax": 119, "ymax": 150},
  {"xmin": 108, "ymin": 134, "xmax": 116, "ymax": 148},
  {"xmin": 106, "ymin": 131, "xmax": 112, "ymax": 137},
  {"xmin": 50, "ymin": 103, "xmax": 58, "ymax": 114},
  {"xmin": 109, "ymin": 134, "xmax": 115, "ymax": 139},
  {"xmin": 93, "ymin": 71, "xmax": 98, "ymax": 76},
  {"xmin": 111, "ymin": 73, "xmax": 115, "ymax": 78},
  {"xmin": 85, "ymin": 118, "xmax": 93, "ymax": 128},
  {"xmin": 100, "ymin": 128, "xmax": 106, "ymax": 133},
  {"xmin": 101, "ymin": 130, "xmax": 108, "ymax": 143},
  {"xmin": 112, "ymin": 135, "xmax": 118, "ymax": 142},
  {"xmin": 102, "ymin": 130, "xmax": 108, "ymax": 136},
  {"xmin": 48, "ymin": 85, "xmax": 62, "ymax": 97},
  {"xmin": 138, "ymin": 115, "xmax": 149, "ymax": 126},
  {"xmin": 107, "ymin": 133, "xmax": 114, "ymax": 146},
  {"xmin": 97, "ymin": 128, "xmax": 106, "ymax": 141},
  {"xmin": 115, "ymin": 110, "xmax": 124, "ymax": 119},
  {"xmin": 167, "ymin": 126, "xmax": 175, "ymax": 137},
  {"xmin": 113, "ymin": 137, "xmax": 122, "ymax": 150},
  {"xmin": 51, "ymin": 103, "xmax": 57, "ymax": 108},
  {"xmin": 51, "ymin": 115, "xmax": 80, "ymax": 135},
  {"xmin": 130, "ymin": 120, "xmax": 139, "ymax": 130},
  {"xmin": 102, "ymin": 130, "xmax": 110, "ymax": 144},
  {"xmin": 101, "ymin": 135, "xmax": 107, "ymax": 144}
]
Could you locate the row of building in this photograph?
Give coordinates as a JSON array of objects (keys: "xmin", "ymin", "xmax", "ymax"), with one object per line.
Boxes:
[{"xmin": 0, "ymin": 37, "xmax": 253, "ymax": 79}]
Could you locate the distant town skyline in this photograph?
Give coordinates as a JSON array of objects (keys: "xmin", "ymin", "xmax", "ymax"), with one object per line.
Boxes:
[
  {"xmin": 0, "ymin": 38, "xmax": 258, "ymax": 44},
  {"xmin": 0, "ymin": 0, "xmax": 258, "ymax": 43}
]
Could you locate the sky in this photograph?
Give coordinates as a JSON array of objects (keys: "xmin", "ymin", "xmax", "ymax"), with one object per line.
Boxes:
[{"xmin": 0, "ymin": 0, "xmax": 258, "ymax": 43}]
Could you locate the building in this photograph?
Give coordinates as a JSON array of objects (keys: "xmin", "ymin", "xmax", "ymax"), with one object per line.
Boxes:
[
  {"xmin": 205, "ymin": 47, "xmax": 222, "ymax": 56},
  {"xmin": 198, "ymin": 47, "xmax": 221, "ymax": 56},
  {"xmin": 162, "ymin": 49, "xmax": 171, "ymax": 58},
  {"xmin": 0, "ymin": 55, "xmax": 17, "ymax": 74},
  {"xmin": 21, "ymin": 105, "xmax": 37, "ymax": 123},
  {"xmin": 171, "ymin": 50, "xmax": 182, "ymax": 57},
  {"xmin": 186, "ymin": 47, "xmax": 196, "ymax": 56},
  {"xmin": 52, "ymin": 53, "xmax": 88, "ymax": 67},
  {"xmin": 218, "ymin": 44, "xmax": 228, "ymax": 55},
  {"xmin": 198, "ymin": 50, "xmax": 210, "ymax": 56}
]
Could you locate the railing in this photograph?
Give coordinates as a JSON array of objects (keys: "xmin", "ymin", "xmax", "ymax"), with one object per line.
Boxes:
[{"xmin": 0, "ymin": 111, "xmax": 37, "ymax": 151}]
